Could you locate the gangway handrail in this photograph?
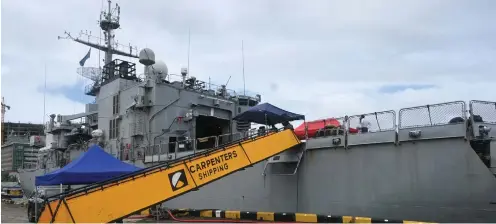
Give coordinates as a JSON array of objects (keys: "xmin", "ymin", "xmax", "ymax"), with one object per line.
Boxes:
[
  {"xmin": 43, "ymin": 129, "xmax": 277, "ymax": 201},
  {"xmin": 36, "ymin": 128, "xmax": 300, "ymax": 223}
]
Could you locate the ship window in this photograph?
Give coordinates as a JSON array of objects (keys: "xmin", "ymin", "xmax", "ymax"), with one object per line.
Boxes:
[
  {"xmin": 112, "ymin": 95, "xmax": 120, "ymax": 115},
  {"xmin": 109, "ymin": 120, "xmax": 113, "ymax": 139},
  {"xmin": 238, "ymin": 107, "xmax": 241, "ymax": 113},
  {"xmin": 239, "ymin": 98, "xmax": 248, "ymax": 106},
  {"xmin": 249, "ymin": 100, "xmax": 257, "ymax": 106},
  {"xmin": 115, "ymin": 119, "xmax": 120, "ymax": 138},
  {"xmin": 109, "ymin": 119, "xmax": 120, "ymax": 139}
]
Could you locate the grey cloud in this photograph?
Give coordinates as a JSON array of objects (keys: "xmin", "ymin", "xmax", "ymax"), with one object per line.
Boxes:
[{"xmin": 115, "ymin": 0, "xmax": 496, "ymax": 85}]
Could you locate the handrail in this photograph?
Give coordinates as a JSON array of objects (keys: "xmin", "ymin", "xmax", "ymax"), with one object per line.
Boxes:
[
  {"xmin": 195, "ymin": 136, "xmax": 218, "ymax": 151},
  {"xmin": 218, "ymin": 132, "xmax": 243, "ymax": 144},
  {"xmin": 145, "ymin": 132, "xmax": 249, "ymax": 157},
  {"xmin": 398, "ymin": 100, "xmax": 466, "ymax": 129}
]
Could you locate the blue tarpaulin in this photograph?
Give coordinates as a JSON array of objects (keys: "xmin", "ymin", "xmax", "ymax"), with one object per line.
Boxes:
[
  {"xmin": 35, "ymin": 145, "xmax": 141, "ymax": 186},
  {"xmin": 233, "ymin": 102, "xmax": 305, "ymax": 125}
]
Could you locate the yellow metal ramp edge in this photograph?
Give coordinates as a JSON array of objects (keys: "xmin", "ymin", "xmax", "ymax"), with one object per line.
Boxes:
[{"xmin": 37, "ymin": 129, "xmax": 301, "ymax": 223}]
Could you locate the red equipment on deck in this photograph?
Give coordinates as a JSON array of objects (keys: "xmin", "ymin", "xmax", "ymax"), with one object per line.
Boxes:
[{"xmin": 294, "ymin": 118, "xmax": 358, "ymax": 139}]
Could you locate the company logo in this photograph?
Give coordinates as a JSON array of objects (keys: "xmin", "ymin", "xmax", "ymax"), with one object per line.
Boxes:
[{"xmin": 168, "ymin": 169, "xmax": 188, "ymax": 191}]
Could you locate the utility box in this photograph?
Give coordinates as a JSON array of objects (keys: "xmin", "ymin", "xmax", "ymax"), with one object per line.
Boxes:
[{"xmin": 29, "ymin": 135, "xmax": 46, "ymax": 147}]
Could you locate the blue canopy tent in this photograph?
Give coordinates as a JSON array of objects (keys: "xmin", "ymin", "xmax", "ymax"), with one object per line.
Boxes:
[
  {"xmin": 233, "ymin": 102, "xmax": 305, "ymax": 125},
  {"xmin": 35, "ymin": 145, "xmax": 141, "ymax": 186}
]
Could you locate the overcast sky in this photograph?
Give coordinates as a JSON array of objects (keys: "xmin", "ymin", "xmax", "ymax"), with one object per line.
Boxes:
[{"xmin": 2, "ymin": 0, "xmax": 496, "ymax": 127}]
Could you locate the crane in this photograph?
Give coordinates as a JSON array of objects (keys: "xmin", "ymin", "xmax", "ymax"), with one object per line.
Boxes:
[
  {"xmin": 1, "ymin": 97, "xmax": 11, "ymax": 145},
  {"xmin": 1, "ymin": 97, "xmax": 10, "ymax": 124}
]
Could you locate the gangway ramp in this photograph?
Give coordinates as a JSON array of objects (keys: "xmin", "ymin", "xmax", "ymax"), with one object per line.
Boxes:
[{"xmin": 37, "ymin": 129, "xmax": 301, "ymax": 223}]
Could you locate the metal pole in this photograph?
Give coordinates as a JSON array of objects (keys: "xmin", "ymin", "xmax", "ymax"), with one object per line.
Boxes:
[
  {"xmin": 242, "ymin": 40, "xmax": 246, "ymax": 95},
  {"xmin": 175, "ymin": 142, "xmax": 178, "ymax": 159},
  {"xmin": 159, "ymin": 142, "xmax": 162, "ymax": 162},
  {"xmin": 374, "ymin": 112, "xmax": 381, "ymax": 131},
  {"xmin": 427, "ymin": 105, "xmax": 433, "ymax": 125},
  {"xmin": 188, "ymin": 28, "xmax": 191, "ymax": 77},
  {"xmin": 34, "ymin": 188, "xmax": 38, "ymax": 222},
  {"xmin": 43, "ymin": 64, "xmax": 47, "ymax": 125},
  {"xmin": 304, "ymin": 119, "xmax": 308, "ymax": 140}
]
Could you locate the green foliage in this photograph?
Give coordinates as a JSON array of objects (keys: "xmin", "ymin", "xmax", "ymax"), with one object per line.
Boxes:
[{"xmin": 1, "ymin": 172, "xmax": 18, "ymax": 182}]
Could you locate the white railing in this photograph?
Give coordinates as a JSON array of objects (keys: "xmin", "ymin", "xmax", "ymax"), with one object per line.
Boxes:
[{"xmin": 143, "ymin": 129, "xmax": 258, "ymax": 163}]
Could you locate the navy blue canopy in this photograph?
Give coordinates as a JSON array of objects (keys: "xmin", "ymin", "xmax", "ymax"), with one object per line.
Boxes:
[
  {"xmin": 35, "ymin": 145, "xmax": 141, "ymax": 186},
  {"xmin": 233, "ymin": 102, "xmax": 305, "ymax": 125}
]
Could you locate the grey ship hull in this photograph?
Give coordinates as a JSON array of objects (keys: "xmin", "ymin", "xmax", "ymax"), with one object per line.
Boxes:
[
  {"xmin": 18, "ymin": 167, "xmax": 60, "ymax": 197},
  {"xmin": 162, "ymin": 137, "xmax": 496, "ymax": 223}
]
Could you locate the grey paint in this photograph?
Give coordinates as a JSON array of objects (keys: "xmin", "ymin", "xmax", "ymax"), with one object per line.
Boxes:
[
  {"xmin": 163, "ymin": 162, "xmax": 298, "ymax": 213},
  {"xmin": 91, "ymin": 62, "xmax": 258, "ymax": 161},
  {"xmin": 298, "ymin": 138, "xmax": 496, "ymax": 222},
  {"xmin": 398, "ymin": 123, "xmax": 467, "ymax": 142},
  {"xmin": 348, "ymin": 130, "xmax": 396, "ymax": 146},
  {"xmin": 492, "ymin": 141, "xmax": 496, "ymax": 171},
  {"xmin": 306, "ymin": 135, "xmax": 345, "ymax": 149},
  {"xmin": 264, "ymin": 144, "xmax": 305, "ymax": 175},
  {"xmin": 164, "ymin": 134, "xmax": 496, "ymax": 223}
]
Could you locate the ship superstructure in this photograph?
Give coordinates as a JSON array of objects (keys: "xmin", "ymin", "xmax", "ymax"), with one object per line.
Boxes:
[{"xmin": 18, "ymin": 0, "xmax": 260, "ymax": 196}]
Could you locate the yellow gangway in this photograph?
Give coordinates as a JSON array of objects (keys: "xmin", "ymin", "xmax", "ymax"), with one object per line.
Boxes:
[{"xmin": 37, "ymin": 129, "xmax": 301, "ymax": 223}]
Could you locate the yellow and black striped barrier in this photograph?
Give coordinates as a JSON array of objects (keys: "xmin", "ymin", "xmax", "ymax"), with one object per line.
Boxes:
[{"xmin": 169, "ymin": 209, "xmax": 437, "ymax": 223}]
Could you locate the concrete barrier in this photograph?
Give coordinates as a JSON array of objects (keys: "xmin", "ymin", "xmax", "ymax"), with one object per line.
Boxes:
[{"xmin": 169, "ymin": 209, "xmax": 437, "ymax": 223}]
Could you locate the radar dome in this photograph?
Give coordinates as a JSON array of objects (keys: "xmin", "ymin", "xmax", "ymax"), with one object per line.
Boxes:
[
  {"xmin": 91, "ymin": 129, "xmax": 104, "ymax": 137},
  {"xmin": 139, "ymin": 48, "xmax": 155, "ymax": 65},
  {"xmin": 151, "ymin": 60, "xmax": 168, "ymax": 76},
  {"xmin": 181, "ymin": 67, "xmax": 188, "ymax": 75}
]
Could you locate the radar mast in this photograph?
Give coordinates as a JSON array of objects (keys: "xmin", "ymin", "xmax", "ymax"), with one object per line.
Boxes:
[
  {"xmin": 58, "ymin": 0, "xmax": 140, "ymax": 95},
  {"xmin": 58, "ymin": 0, "xmax": 138, "ymax": 81}
]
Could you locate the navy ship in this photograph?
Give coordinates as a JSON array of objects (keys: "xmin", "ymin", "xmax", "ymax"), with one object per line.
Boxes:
[{"xmin": 18, "ymin": 1, "xmax": 496, "ymax": 222}]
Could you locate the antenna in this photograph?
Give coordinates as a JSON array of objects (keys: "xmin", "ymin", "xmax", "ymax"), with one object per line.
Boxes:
[
  {"xmin": 225, "ymin": 75, "xmax": 231, "ymax": 87},
  {"xmin": 43, "ymin": 64, "xmax": 47, "ymax": 125},
  {"xmin": 187, "ymin": 28, "xmax": 191, "ymax": 77},
  {"xmin": 242, "ymin": 40, "xmax": 246, "ymax": 95},
  {"xmin": 57, "ymin": 0, "xmax": 139, "ymax": 65},
  {"xmin": 58, "ymin": 0, "xmax": 140, "ymax": 98}
]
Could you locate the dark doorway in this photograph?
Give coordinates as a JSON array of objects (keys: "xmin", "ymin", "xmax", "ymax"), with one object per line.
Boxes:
[
  {"xmin": 168, "ymin": 137, "xmax": 177, "ymax": 153},
  {"xmin": 195, "ymin": 115, "xmax": 230, "ymax": 150}
]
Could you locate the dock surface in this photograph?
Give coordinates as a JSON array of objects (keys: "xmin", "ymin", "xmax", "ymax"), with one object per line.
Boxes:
[{"xmin": 2, "ymin": 202, "xmax": 28, "ymax": 223}]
